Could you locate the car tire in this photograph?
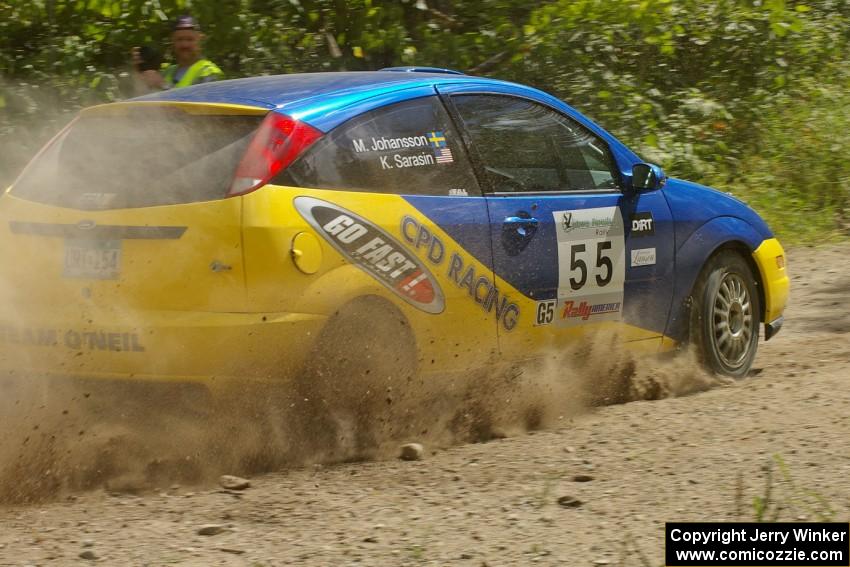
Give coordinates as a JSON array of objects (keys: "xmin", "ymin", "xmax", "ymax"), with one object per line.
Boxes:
[
  {"xmin": 689, "ymin": 250, "xmax": 761, "ymax": 378},
  {"xmin": 294, "ymin": 296, "xmax": 417, "ymax": 459}
]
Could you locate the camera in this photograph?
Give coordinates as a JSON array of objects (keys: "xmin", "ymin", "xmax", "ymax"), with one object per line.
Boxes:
[{"xmin": 136, "ymin": 46, "xmax": 162, "ymax": 72}]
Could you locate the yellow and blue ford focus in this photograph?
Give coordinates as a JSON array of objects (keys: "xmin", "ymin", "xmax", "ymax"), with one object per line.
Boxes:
[{"xmin": 0, "ymin": 68, "xmax": 788, "ymax": 395}]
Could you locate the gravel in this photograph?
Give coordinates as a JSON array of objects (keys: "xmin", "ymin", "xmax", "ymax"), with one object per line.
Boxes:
[{"xmin": 1, "ymin": 245, "xmax": 847, "ymax": 565}]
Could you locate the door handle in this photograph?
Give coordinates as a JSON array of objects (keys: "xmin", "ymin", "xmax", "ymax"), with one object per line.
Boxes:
[
  {"xmin": 503, "ymin": 216, "xmax": 539, "ymax": 226},
  {"xmin": 503, "ymin": 216, "xmax": 539, "ymax": 237}
]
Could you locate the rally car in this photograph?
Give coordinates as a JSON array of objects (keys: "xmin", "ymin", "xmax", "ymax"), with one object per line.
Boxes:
[{"xmin": 0, "ymin": 68, "xmax": 788, "ymax": 396}]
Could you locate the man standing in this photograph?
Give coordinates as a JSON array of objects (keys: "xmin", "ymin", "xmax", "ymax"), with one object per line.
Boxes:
[{"xmin": 132, "ymin": 15, "xmax": 223, "ymax": 92}]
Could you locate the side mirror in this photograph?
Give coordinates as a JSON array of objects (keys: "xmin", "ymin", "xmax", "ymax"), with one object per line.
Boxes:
[{"xmin": 631, "ymin": 163, "xmax": 667, "ymax": 192}]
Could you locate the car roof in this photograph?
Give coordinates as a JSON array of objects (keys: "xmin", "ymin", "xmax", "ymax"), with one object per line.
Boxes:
[
  {"xmin": 135, "ymin": 71, "xmax": 507, "ymax": 131},
  {"xmin": 131, "ymin": 70, "xmax": 641, "ymax": 166},
  {"xmin": 136, "ymin": 71, "xmax": 479, "ymax": 108}
]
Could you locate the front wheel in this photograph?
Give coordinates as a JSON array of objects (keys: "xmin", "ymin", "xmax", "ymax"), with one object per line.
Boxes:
[{"xmin": 690, "ymin": 251, "xmax": 761, "ymax": 378}]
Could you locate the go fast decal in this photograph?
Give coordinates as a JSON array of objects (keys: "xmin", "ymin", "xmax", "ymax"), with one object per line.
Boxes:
[
  {"xmin": 294, "ymin": 197, "xmax": 445, "ymax": 314},
  {"xmin": 352, "ymin": 131, "xmax": 454, "ymax": 170},
  {"xmin": 536, "ymin": 207, "xmax": 626, "ymax": 328}
]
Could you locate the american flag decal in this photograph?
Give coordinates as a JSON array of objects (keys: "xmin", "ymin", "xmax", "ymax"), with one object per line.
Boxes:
[{"xmin": 434, "ymin": 147, "xmax": 454, "ymax": 164}]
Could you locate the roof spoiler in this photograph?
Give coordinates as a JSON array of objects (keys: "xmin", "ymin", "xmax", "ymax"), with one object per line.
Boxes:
[{"xmin": 379, "ymin": 66, "xmax": 465, "ymax": 75}]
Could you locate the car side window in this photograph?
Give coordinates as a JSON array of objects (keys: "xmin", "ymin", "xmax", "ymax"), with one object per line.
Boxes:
[
  {"xmin": 276, "ymin": 96, "xmax": 479, "ymax": 197},
  {"xmin": 450, "ymin": 94, "xmax": 619, "ymax": 193}
]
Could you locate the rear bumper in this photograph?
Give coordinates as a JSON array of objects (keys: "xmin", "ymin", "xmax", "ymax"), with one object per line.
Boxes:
[{"xmin": 0, "ymin": 309, "xmax": 327, "ymax": 388}]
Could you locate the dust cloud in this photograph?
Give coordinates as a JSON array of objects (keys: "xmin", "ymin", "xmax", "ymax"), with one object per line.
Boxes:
[
  {"xmin": 0, "ymin": 322, "xmax": 724, "ymax": 505},
  {"xmin": 0, "ymin": 106, "xmax": 274, "ymax": 504},
  {"xmin": 364, "ymin": 330, "xmax": 726, "ymax": 453},
  {"xmin": 0, "ymin": 107, "xmax": 724, "ymax": 504},
  {"xmin": 0, "ymin": 375, "xmax": 308, "ymax": 504}
]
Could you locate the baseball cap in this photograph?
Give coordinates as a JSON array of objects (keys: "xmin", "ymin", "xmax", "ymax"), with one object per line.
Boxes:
[{"xmin": 173, "ymin": 15, "xmax": 201, "ymax": 31}]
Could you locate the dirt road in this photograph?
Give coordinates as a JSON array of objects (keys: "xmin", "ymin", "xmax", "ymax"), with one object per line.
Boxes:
[{"xmin": 1, "ymin": 244, "xmax": 848, "ymax": 566}]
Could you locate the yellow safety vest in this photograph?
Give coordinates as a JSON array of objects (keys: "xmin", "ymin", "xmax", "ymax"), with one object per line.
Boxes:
[{"xmin": 162, "ymin": 59, "xmax": 223, "ymax": 89}]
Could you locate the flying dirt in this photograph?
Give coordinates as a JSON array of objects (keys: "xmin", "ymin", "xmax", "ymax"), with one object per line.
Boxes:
[
  {"xmin": 0, "ymin": 244, "xmax": 847, "ymax": 566},
  {"xmin": 0, "ymin": 320, "xmax": 719, "ymax": 505}
]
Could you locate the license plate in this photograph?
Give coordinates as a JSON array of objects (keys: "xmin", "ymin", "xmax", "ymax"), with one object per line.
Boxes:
[{"xmin": 64, "ymin": 239, "xmax": 122, "ymax": 280}]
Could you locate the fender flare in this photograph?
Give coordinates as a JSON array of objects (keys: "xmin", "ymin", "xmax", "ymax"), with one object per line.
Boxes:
[
  {"xmin": 291, "ymin": 263, "xmax": 399, "ymax": 315},
  {"xmin": 664, "ymin": 216, "xmax": 766, "ymax": 342},
  {"xmin": 288, "ymin": 262, "xmax": 423, "ymax": 353}
]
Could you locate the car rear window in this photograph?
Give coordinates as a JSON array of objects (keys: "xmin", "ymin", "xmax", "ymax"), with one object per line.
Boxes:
[
  {"xmin": 275, "ymin": 96, "xmax": 480, "ymax": 197},
  {"xmin": 11, "ymin": 106, "xmax": 264, "ymax": 210}
]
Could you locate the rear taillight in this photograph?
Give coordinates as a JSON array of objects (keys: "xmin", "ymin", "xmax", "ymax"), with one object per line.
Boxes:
[{"xmin": 228, "ymin": 112, "xmax": 322, "ymax": 196}]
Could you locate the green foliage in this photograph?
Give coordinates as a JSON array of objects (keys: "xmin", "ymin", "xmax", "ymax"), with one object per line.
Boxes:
[
  {"xmin": 725, "ymin": 73, "xmax": 850, "ymax": 243},
  {"xmin": 745, "ymin": 454, "xmax": 836, "ymax": 522},
  {"xmin": 1, "ymin": 0, "xmax": 848, "ymax": 241}
]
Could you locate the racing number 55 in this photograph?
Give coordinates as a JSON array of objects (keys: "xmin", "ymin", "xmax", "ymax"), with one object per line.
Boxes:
[{"xmin": 569, "ymin": 241, "xmax": 614, "ymax": 291}]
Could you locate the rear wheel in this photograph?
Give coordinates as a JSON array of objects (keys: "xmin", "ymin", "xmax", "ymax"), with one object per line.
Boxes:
[
  {"xmin": 294, "ymin": 296, "xmax": 417, "ymax": 459},
  {"xmin": 689, "ymin": 251, "xmax": 761, "ymax": 378}
]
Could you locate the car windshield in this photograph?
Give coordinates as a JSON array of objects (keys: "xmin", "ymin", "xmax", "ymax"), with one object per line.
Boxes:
[{"xmin": 11, "ymin": 107, "xmax": 263, "ymax": 210}]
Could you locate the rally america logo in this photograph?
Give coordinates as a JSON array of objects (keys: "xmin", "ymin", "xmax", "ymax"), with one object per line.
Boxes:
[{"xmin": 293, "ymin": 196, "xmax": 445, "ymax": 314}]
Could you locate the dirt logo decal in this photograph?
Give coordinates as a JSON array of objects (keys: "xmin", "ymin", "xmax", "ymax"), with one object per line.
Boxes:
[{"xmin": 294, "ymin": 196, "xmax": 445, "ymax": 314}]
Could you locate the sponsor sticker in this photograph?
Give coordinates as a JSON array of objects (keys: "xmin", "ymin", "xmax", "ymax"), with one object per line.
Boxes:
[
  {"xmin": 78, "ymin": 193, "xmax": 117, "ymax": 208},
  {"xmin": 0, "ymin": 325, "xmax": 145, "ymax": 352},
  {"xmin": 630, "ymin": 211, "xmax": 655, "ymax": 237},
  {"xmin": 400, "ymin": 215, "xmax": 520, "ymax": 330},
  {"xmin": 560, "ymin": 210, "xmax": 614, "ymax": 236},
  {"xmin": 630, "ymin": 247, "xmax": 657, "ymax": 267},
  {"xmin": 560, "ymin": 300, "xmax": 622, "ymax": 321},
  {"xmin": 294, "ymin": 197, "xmax": 445, "ymax": 314}
]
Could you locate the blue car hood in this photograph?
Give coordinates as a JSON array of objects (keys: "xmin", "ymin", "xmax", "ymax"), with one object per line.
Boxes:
[{"xmin": 663, "ymin": 178, "xmax": 773, "ymax": 246}]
